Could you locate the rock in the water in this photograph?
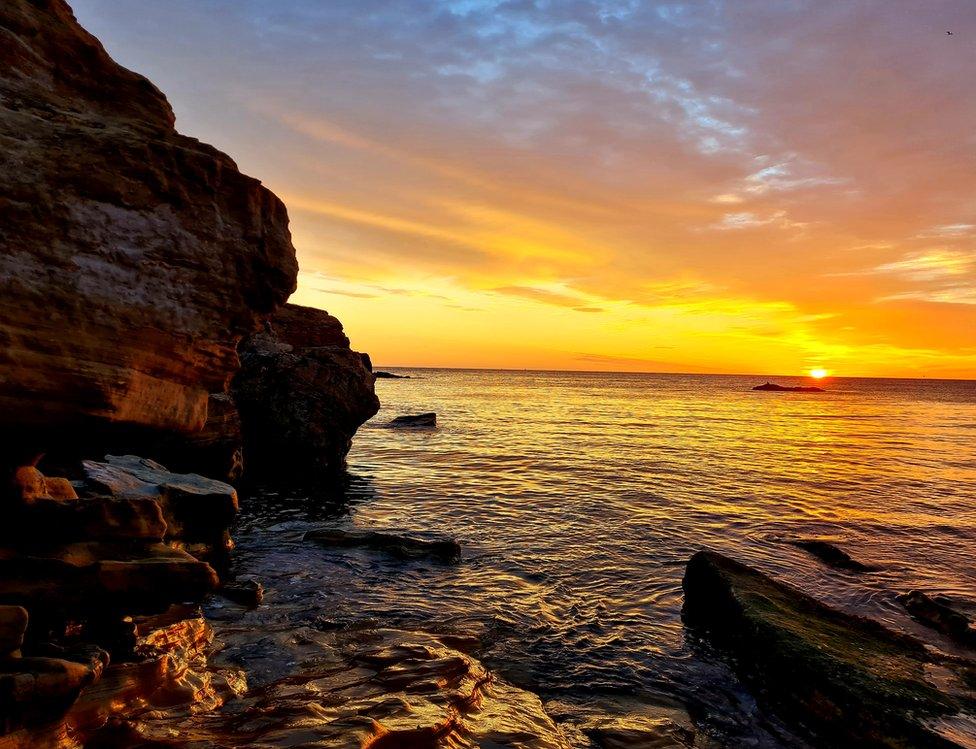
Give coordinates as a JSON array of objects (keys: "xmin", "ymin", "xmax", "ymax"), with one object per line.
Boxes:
[
  {"xmin": 374, "ymin": 371, "xmax": 410, "ymax": 379},
  {"xmin": 231, "ymin": 303, "xmax": 379, "ymax": 475},
  {"xmin": 82, "ymin": 456, "xmax": 237, "ymax": 544},
  {"xmin": 788, "ymin": 538, "xmax": 877, "ymax": 572},
  {"xmin": 752, "ymin": 382, "xmax": 824, "ymax": 392},
  {"xmin": 682, "ymin": 550, "xmax": 976, "ymax": 748},
  {"xmin": 389, "ymin": 412, "xmax": 437, "ymax": 428},
  {"xmin": 0, "ymin": 0, "xmax": 298, "ymax": 459},
  {"xmin": 220, "ymin": 580, "xmax": 264, "ymax": 609},
  {"xmin": 305, "ymin": 529, "xmax": 462, "ymax": 564},
  {"xmin": 0, "ymin": 606, "xmax": 28, "ymax": 658},
  {"xmin": 898, "ymin": 591, "xmax": 976, "ymax": 648}
]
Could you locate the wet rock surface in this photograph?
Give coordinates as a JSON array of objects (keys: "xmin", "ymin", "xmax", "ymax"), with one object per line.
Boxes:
[
  {"xmin": 787, "ymin": 538, "xmax": 878, "ymax": 572},
  {"xmin": 898, "ymin": 591, "xmax": 976, "ymax": 649},
  {"xmin": 112, "ymin": 627, "xmax": 570, "ymax": 749},
  {"xmin": 304, "ymin": 528, "xmax": 463, "ymax": 564},
  {"xmin": 682, "ymin": 550, "xmax": 976, "ymax": 748}
]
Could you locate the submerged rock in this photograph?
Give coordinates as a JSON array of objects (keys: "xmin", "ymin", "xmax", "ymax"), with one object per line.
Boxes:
[
  {"xmin": 231, "ymin": 303, "xmax": 380, "ymax": 476},
  {"xmin": 898, "ymin": 591, "xmax": 976, "ymax": 648},
  {"xmin": 112, "ymin": 628, "xmax": 569, "ymax": 749},
  {"xmin": 0, "ymin": 0, "xmax": 298, "ymax": 459},
  {"xmin": 682, "ymin": 550, "xmax": 976, "ymax": 748},
  {"xmin": 389, "ymin": 412, "xmax": 438, "ymax": 428},
  {"xmin": 752, "ymin": 382, "xmax": 824, "ymax": 393},
  {"xmin": 305, "ymin": 529, "xmax": 462, "ymax": 564},
  {"xmin": 788, "ymin": 538, "xmax": 878, "ymax": 572}
]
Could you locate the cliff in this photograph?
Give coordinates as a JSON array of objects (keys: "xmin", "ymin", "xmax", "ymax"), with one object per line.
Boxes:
[
  {"xmin": 0, "ymin": 1, "xmax": 377, "ymax": 743},
  {"xmin": 0, "ymin": 0, "xmax": 298, "ymax": 464}
]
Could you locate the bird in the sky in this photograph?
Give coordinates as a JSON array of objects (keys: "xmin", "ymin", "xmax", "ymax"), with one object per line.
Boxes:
[{"xmin": 946, "ymin": 30, "xmax": 953, "ymax": 35}]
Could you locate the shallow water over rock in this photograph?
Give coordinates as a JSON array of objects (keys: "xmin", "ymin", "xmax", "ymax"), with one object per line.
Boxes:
[{"xmin": 182, "ymin": 371, "xmax": 975, "ymax": 746}]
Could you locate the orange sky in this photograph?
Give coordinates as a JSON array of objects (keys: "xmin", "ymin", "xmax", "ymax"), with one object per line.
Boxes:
[{"xmin": 75, "ymin": 1, "xmax": 976, "ymax": 377}]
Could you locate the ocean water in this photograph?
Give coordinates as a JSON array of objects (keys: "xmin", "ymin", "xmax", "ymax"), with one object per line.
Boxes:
[{"xmin": 229, "ymin": 370, "xmax": 976, "ymax": 746}]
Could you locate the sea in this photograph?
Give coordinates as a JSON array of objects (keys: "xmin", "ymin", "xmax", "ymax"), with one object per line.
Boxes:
[{"xmin": 221, "ymin": 370, "xmax": 976, "ymax": 746}]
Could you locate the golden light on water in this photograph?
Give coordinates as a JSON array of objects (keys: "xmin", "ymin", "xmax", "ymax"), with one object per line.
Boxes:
[{"xmin": 809, "ymin": 368, "xmax": 829, "ymax": 379}]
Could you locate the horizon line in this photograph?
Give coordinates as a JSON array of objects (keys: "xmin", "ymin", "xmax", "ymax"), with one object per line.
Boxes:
[{"xmin": 370, "ymin": 365, "xmax": 976, "ymax": 382}]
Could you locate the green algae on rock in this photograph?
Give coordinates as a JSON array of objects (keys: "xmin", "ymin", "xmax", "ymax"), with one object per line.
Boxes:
[{"xmin": 682, "ymin": 550, "xmax": 976, "ymax": 748}]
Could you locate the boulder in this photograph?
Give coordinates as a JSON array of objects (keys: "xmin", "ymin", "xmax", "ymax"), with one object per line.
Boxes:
[
  {"xmin": 374, "ymin": 371, "xmax": 410, "ymax": 379},
  {"xmin": 153, "ymin": 393, "xmax": 245, "ymax": 483},
  {"xmin": 389, "ymin": 412, "xmax": 437, "ymax": 428},
  {"xmin": 81, "ymin": 456, "xmax": 237, "ymax": 544},
  {"xmin": 231, "ymin": 303, "xmax": 380, "ymax": 475},
  {"xmin": 0, "ymin": 0, "xmax": 298, "ymax": 462},
  {"xmin": 305, "ymin": 529, "xmax": 462, "ymax": 564},
  {"xmin": 682, "ymin": 550, "xmax": 976, "ymax": 748},
  {"xmin": 0, "ymin": 607, "xmax": 28, "ymax": 658},
  {"xmin": 1, "ymin": 496, "xmax": 167, "ymax": 543},
  {"xmin": 219, "ymin": 580, "xmax": 264, "ymax": 609}
]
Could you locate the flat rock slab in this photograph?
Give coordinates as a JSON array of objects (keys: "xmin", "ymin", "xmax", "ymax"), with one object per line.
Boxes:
[
  {"xmin": 682, "ymin": 550, "xmax": 976, "ymax": 748},
  {"xmin": 305, "ymin": 529, "xmax": 461, "ymax": 564},
  {"xmin": 0, "ymin": 648, "xmax": 107, "ymax": 730},
  {"xmin": 82, "ymin": 456, "xmax": 237, "ymax": 542},
  {"xmin": 2, "ymin": 496, "xmax": 166, "ymax": 543},
  {"xmin": 0, "ymin": 542, "xmax": 219, "ymax": 616}
]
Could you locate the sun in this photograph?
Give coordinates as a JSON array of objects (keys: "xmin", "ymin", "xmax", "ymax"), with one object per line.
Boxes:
[{"xmin": 809, "ymin": 368, "xmax": 829, "ymax": 379}]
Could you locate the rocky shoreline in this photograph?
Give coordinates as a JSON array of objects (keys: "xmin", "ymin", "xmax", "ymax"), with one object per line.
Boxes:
[{"xmin": 2, "ymin": 3, "xmax": 975, "ymax": 748}]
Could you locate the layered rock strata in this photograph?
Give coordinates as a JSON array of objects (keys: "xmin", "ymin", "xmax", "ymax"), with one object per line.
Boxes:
[{"xmin": 0, "ymin": 0, "xmax": 298, "ymax": 462}]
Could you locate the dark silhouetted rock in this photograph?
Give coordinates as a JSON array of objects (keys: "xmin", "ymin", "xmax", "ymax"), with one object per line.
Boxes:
[
  {"xmin": 0, "ymin": 606, "xmax": 28, "ymax": 658},
  {"xmin": 374, "ymin": 371, "xmax": 410, "ymax": 379},
  {"xmin": 752, "ymin": 382, "xmax": 824, "ymax": 392},
  {"xmin": 154, "ymin": 393, "xmax": 245, "ymax": 483},
  {"xmin": 789, "ymin": 538, "xmax": 878, "ymax": 572},
  {"xmin": 898, "ymin": 591, "xmax": 976, "ymax": 648},
  {"xmin": 389, "ymin": 413, "xmax": 437, "ymax": 428},
  {"xmin": 231, "ymin": 303, "xmax": 379, "ymax": 476},
  {"xmin": 304, "ymin": 529, "xmax": 461, "ymax": 564},
  {"xmin": 682, "ymin": 550, "xmax": 975, "ymax": 748},
  {"xmin": 0, "ymin": 0, "xmax": 298, "ymax": 463}
]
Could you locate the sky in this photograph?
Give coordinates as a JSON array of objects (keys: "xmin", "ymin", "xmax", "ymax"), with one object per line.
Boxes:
[{"xmin": 72, "ymin": 0, "xmax": 976, "ymax": 377}]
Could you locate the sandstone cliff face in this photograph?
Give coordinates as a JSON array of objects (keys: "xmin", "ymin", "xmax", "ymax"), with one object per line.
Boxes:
[{"xmin": 0, "ymin": 0, "xmax": 298, "ymax": 456}]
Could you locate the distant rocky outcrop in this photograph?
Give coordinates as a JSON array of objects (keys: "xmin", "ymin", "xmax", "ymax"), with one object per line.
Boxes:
[
  {"xmin": 752, "ymin": 382, "xmax": 824, "ymax": 393},
  {"xmin": 0, "ymin": 0, "xmax": 298, "ymax": 466},
  {"xmin": 683, "ymin": 550, "xmax": 976, "ymax": 748},
  {"xmin": 229, "ymin": 303, "xmax": 380, "ymax": 477}
]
